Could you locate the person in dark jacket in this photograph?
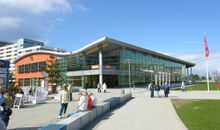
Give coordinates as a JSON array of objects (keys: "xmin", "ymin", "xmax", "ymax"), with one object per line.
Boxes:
[
  {"xmin": 0, "ymin": 102, "xmax": 12, "ymax": 127},
  {"xmin": 164, "ymin": 83, "xmax": 170, "ymax": 97},
  {"xmin": 150, "ymin": 83, "xmax": 155, "ymax": 98},
  {"xmin": 155, "ymin": 84, "xmax": 161, "ymax": 98}
]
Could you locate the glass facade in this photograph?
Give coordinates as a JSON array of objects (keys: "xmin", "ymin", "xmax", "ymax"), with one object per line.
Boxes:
[{"xmin": 61, "ymin": 47, "xmax": 187, "ymax": 88}]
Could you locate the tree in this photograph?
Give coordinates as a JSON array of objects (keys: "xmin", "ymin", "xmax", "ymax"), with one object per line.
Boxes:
[
  {"xmin": 201, "ymin": 76, "xmax": 206, "ymax": 80},
  {"xmin": 7, "ymin": 73, "xmax": 19, "ymax": 99},
  {"xmin": 191, "ymin": 74, "xmax": 201, "ymax": 81},
  {"xmin": 46, "ymin": 55, "xmax": 60, "ymax": 92}
]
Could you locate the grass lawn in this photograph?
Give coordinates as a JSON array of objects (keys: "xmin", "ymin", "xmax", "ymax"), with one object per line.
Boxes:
[
  {"xmin": 172, "ymin": 99, "xmax": 220, "ymax": 130},
  {"xmin": 172, "ymin": 82, "xmax": 219, "ymax": 91}
]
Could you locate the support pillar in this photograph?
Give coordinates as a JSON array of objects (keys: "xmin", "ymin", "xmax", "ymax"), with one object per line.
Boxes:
[
  {"xmin": 155, "ymin": 73, "xmax": 158, "ymax": 85},
  {"xmin": 162, "ymin": 72, "xmax": 165, "ymax": 86},
  {"xmin": 81, "ymin": 75, "xmax": 84, "ymax": 88},
  {"xmin": 165, "ymin": 72, "xmax": 168, "ymax": 84},
  {"xmin": 158, "ymin": 72, "xmax": 161, "ymax": 86},
  {"xmin": 99, "ymin": 49, "xmax": 103, "ymax": 85},
  {"xmin": 168, "ymin": 73, "xmax": 171, "ymax": 85}
]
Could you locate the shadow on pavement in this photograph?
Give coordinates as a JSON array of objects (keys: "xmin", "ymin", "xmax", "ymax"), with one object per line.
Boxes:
[{"xmin": 83, "ymin": 97, "xmax": 135, "ymax": 130}]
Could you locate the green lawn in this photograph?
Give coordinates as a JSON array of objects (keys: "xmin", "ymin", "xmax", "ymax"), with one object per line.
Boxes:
[
  {"xmin": 172, "ymin": 99, "xmax": 220, "ymax": 130},
  {"xmin": 172, "ymin": 82, "xmax": 219, "ymax": 91}
]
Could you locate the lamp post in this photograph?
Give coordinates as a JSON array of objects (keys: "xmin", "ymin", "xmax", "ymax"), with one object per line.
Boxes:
[{"xmin": 126, "ymin": 59, "xmax": 131, "ymax": 93}]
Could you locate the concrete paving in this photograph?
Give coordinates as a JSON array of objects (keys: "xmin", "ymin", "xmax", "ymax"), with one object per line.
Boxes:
[
  {"xmin": 85, "ymin": 89, "xmax": 188, "ymax": 130},
  {"xmin": 8, "ymin": 88, "xmax": 220, "ymax": 130},
  {"xmin": 8, "ymin": 89, "xmax": 125, "ymax": 130}
]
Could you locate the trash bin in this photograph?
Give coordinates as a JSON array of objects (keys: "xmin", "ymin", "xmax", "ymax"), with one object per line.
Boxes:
[{"xmin": 121, "ymin": 89, "xmax": 125, "ymax": 95}]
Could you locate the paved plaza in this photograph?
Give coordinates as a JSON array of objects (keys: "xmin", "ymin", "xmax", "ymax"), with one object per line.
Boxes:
[
  {"xmin": 8, "ymin": 89, "xmax": 124, "ymax": 130},
  {"xmin": 8, "ymin": 88, "xmax": 220, "ymax": 130}
]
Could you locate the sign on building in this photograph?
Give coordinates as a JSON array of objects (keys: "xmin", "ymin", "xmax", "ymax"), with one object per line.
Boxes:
[{"xmin": 0, "ymin": 60, "xmax": 10, "ymax": 88}]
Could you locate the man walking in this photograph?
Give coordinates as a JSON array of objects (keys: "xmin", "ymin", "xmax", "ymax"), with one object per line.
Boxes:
[{"xmin": 58, "ymin": 85, "xmax": 69, "ymax": 118}]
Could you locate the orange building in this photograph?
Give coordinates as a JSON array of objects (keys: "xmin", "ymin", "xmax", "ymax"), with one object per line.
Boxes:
[
  {"xmin": 14, "ymin": 52, "xmax": 53, "ymax": 87},
  {"xmin": 13, "ymin": 51, "xmax": 69, "ymax": 88}
]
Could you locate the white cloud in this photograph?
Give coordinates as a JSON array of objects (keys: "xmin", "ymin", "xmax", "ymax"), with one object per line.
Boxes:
[
  {"xmin": 173, "ymin": 52, "xmax": 220, "ymax": 76},
  {"xmin": 0, "ymin": 0, "xmax": 72, "ymax": 14},
  {"xmin": 74, "ymin": 3, "xmax": 89, "ymax": 12},
  {"xmin": 0, "ymin": 16, "xmax": 23, "ymax": 29},
  {"xmin": 0, "ymin": 0, "xmax": 90, "ymax": 41}
]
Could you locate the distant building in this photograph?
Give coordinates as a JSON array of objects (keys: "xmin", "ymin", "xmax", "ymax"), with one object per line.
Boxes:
[
  {"xmin": 0, "ymin": 38, "xmax": 66, "ymax": 73},
  {"xmin": 0, "ymin": 40, "xmax": 13, "ymax": 47},
  {"xmin": 0, "ymin": 60, "xmax": 10, "ymax": 88}
]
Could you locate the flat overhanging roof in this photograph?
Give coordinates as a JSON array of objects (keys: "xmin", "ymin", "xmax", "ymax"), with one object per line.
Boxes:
[{"xmin": 71, "ymin": 37, "xmax": 195, "ymax": 68}]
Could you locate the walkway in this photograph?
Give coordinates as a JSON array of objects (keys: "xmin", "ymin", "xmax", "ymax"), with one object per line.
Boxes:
[
  {"xmin": 8, "ymin": 88, "xmax": 220, "ymax": 130},
  {"xmin": 8, "ymin": 89, "xmax": 123, "ymax": 130},
  {"xmin": 85, "ymin": 89, "xmax": 187, "ymax": 130}
]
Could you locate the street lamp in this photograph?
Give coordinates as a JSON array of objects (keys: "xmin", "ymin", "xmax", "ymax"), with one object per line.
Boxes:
[{"xmin": 126, "ymin": 59, "xmax": 131, "ymax": 93}]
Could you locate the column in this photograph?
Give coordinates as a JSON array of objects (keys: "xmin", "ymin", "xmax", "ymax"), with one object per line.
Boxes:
[
  {"xmin": 155, "ymin": 73, "xmax": 158, "ymax": 85},
  {"xmin": 99, "ymin": 49, "xmax": 103, "ymax": 85},
  {"xmin": 190, "ymin": 67, "xmax": 193, "ymax": 81},
  {"xmin": 162, "ymin": 72, "xmax": 165, "ymax": 86},
  {"xmin": 81, "ymin": 74, "xmax": 85, "ymax": 88},
  {"xmin": 168, "ymin": 73, "xmax": 171, "ymax": 85},
  {"xmin": 165, "ymin": 72, "xmax": 168, "ymax": 84},
  {"xmin": 186, "ymin": 68, "xmax": 189, "ymax": 80},
  {"xmin": 158, "ymin": 72, "xmax": 161, "ymax": 86}
]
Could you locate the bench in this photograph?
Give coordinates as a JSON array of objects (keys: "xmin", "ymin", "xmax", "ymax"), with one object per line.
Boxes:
[{"xmin": 40, "ymin": 93, "xmax": 132, "ymax": 130}]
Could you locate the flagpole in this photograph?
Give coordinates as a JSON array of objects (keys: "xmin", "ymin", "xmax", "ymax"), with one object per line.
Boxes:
[{"xmin": 205, "ymin": 57, "xmax": 210, "ymax": 93}]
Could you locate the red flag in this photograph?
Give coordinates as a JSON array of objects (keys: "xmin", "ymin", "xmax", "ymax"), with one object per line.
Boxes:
[{"xmin": 204, "ymin": 35, "xmax": 209, "ymax": 57}]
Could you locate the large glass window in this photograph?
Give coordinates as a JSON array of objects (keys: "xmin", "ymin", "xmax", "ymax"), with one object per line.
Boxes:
[
  {"xmin": 18, "ymin": 79, "xmax": 23, "ymax": 86},
  {"xmin": 31, "ymin": 63, "xmax": 38, "ymax": 72},
  {"xmin": 18, "ymin": 65, "xmax": 24, "ymax": 74},
  {"xmin": 24, "ymin": 78, "xmax": 30, "ymax": 86},
  {"xmin": 24, "ymin": 64, "xmax": 30, "ymax": 73},
  {"xmin": 39, "ymin": 61, "xmax": 46, "ymax": 71}
]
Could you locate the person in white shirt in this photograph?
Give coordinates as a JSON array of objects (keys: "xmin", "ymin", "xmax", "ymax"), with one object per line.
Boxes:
[
  {"xmin": 69, "ymin": 93, "xmax": 88, "ymax": 116},
  {"xmin": 181, "ymin": 81, "xmax": 185, "ymax": 92},
  {"xmin": 58, "ymin": 86, "xmax": 69, "ymax": 118},
  {"xmin": 102, "ymin": 82, "xmax": 107, "ymax": 93},
  {"xmin": 89, "ymin": 93, "xmax": 97, "ymax": 108}
]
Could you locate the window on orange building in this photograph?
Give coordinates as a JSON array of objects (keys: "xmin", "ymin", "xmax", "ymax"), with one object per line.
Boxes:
[
  {"xmin": 31, "ymin": 63, "xmax": 38, "ymax": 72},
  {"xmin": 18, "ymin": 79, "xmax": 23, "ymax": 87},
  {"xmin": 24, "ymin": 78, "xmax": 30, "ymax": 86},
  {"xmin": 25, "ymin": 64, "xmax": 30, "ymax": 73},
  {"xmin": 18, "ymin": 65, "xmax": 25, "ymax": 74},
  {"xmin": 39, "ymin": 61, "xmax": 46, "ymax": 72}
]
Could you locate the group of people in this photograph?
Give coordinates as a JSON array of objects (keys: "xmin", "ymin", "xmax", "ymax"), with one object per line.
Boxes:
[
  {"xmin": 97, "ymin": 82, "xmax": 107, "ymax": 93},
  {"xmin": 0, "ymin": 90, "xmax": 12, "ymax": 129},
  {"xmin": 58, "ymin": 85, "xmax": 97, "ymax": 119},
  {"xmin": 148, "ymin": 82, "xmax": 170, "ymax": 98}
]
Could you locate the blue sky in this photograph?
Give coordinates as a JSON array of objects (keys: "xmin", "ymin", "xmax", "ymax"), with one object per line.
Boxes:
[{"xmin": 0, "ymin": 0, "xmax": 219, "ymax": 75}]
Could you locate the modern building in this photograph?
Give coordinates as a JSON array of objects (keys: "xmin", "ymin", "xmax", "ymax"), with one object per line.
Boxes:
[
  {"xmin": 13, "ymin": 37, "xmax": 195, "ymax": 89},
  {"xmin": 0, "ymin": 38, "xmax": 66, "ymax": 73},
  {"xmin": 64, "ymin": 37, "xmax": 194, "ymax": 88}
]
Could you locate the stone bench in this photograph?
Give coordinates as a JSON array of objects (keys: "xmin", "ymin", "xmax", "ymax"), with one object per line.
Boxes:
[{"xmin": 41, "ymin": 93, "xmax": 132, "ymax": 130}]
